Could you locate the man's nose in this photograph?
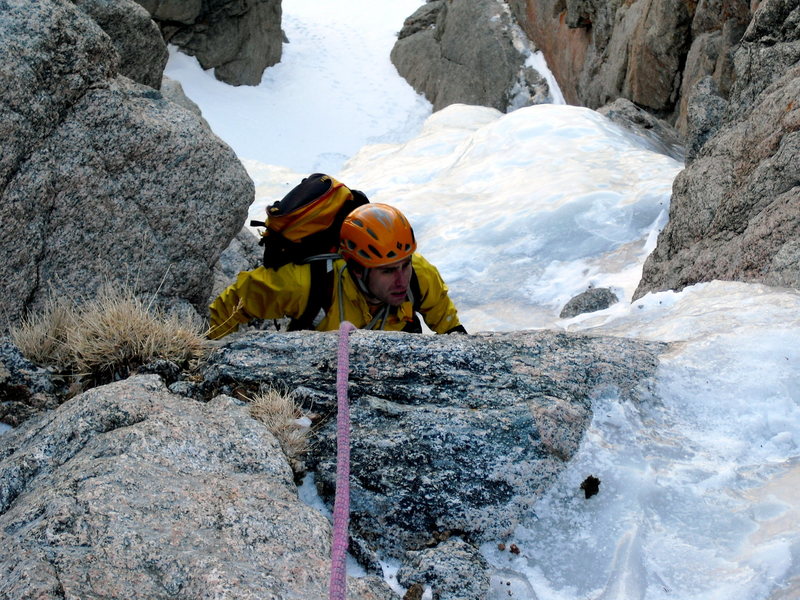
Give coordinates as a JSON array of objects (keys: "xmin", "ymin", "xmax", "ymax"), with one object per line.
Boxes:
[{"xmin": 394, "ymin": 270, "xmax": 409, "ymax": 287}]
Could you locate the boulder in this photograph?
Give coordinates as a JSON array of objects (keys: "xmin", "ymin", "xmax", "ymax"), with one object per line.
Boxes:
[
  {"xmin": 397, "ymin": 538, "xmax": 491, "ymax": 600},
  {"xmin": 0, "ymin": 0, "xmax": 254, "ymax": 333},
  {"xmin": 160, "ymin": 75, "xmax": 208, "ymax": 122},
  {"xmin": 201, "ymin": 329, "xmax": 666, "ymax": 560},
  {"xmin": 390, "ymin": 0, "xmax": 552, "ymax": 112},
  {"xmin": 597, "ymin": 98, "xmax": 685, "ymax": 161},
  {"xmin": 0, "ymin": 340, "xmax": 65, "ymax": 428},
  {"xmin": 211, "ymin": 227, "xmax": 263, "ymax": 301},
  {"xmin": 74, "ymin": 0, "xmax": 169, "ymax": 89},
  {"xmin": 0, "ymin": 375, "xmax": 393, "ymax": 599},
  {"xmin": 136, "ymin": 0, "xmax": 283, "ymax": 86},
  {"xmin": 635, "ymin": 0, "xmax": 800, "ymax": 297},
  {"xmin": 0, "ymin": 0, "xmax": 113, "ymax": 187},
  {"xmin": 559, "ymin": 287, "xmax": 620, "ymax": 318}
]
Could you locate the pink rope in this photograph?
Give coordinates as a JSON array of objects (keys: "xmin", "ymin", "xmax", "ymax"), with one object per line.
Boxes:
[{"xmin": 329, "ymin": 321, "xmax": 356, "ymax": 600}]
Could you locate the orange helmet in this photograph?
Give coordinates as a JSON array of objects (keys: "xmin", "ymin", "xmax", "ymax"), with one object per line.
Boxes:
[{"xmin": 339, "ymin": 203, "xmax": 417, "ymax": 268}]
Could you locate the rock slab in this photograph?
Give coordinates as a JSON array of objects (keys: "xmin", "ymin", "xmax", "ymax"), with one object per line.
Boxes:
[
  {"xmin": 0, "ymin": 375, "xmax": 392, "ymax": 599},
  {"xmin": 201, "ymin": 329, "xmax": 666, "ymax": 560}
]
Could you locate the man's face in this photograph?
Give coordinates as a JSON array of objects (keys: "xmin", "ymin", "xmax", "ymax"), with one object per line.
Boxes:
[{"xmin": 362, "ymin": 257, "xmax": 413, "ymax": 306}]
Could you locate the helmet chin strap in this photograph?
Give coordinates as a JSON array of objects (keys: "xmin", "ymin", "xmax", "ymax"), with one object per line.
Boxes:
[
  {"xmin": 342, "ymin": 264, "xmax": 379, "ymax": 302},
  {"xmin": 354, "ymin": 267, "xmax": 381, "ymax": 304}
]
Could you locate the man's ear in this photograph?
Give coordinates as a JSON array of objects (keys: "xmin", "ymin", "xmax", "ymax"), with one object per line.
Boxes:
[{"xmin": 347, "ymin": 261, "xmax": 365, "ymax": 280}]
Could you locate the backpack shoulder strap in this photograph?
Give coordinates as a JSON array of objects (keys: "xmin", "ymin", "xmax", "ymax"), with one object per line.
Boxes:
[
  {"xmin": 401, "ymin": 269, "xmax": 424, "ymax": 333},
  {"xmin": 287, "ymin": 258, "xmax": 335, "ymax": 331},
  {"xmin": 410, "ymin": 269, "xmax": 422, "ymax": 313}
]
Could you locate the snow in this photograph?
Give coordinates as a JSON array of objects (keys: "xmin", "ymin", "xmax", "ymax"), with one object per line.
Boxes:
[
  {"xmin": 159, "ymin": 0, "xmax": 800, "ymax": 597},
  {"xmin": 336, "ymin": 103, "xmax": 679, "ymax": 332},
  {"xmin": 164, "ymin": 0, "xmax": 430, "ymax": 175},
  {"xmin": 482, "ymin": 293, "xmax": 800, "ymax": 599}
]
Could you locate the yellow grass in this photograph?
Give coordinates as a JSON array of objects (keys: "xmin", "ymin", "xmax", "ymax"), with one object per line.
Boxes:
[
  {"xmin": 11, "ymin": 283, "xmax": 208, "ymax": 378},
  {"xmin": 11, "ymin": 293, "xmax": 76, "ymax": 369},
  {"xmin": 249, "ymin": 387, "xmax": 311, "ymax": 472}
]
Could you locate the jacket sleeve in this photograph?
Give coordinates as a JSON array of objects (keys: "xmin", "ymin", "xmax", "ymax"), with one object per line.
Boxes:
[
  {"xmin": 208, "ymin": 264, "xmax": 311, "ymax": 339},
  {"xmin": 412, "ymin": 254, "xmax": 466, "ymax": 335}
]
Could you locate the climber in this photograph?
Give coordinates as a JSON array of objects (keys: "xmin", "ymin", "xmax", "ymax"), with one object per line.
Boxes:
[{"xmin": 208, "ymin": 203, "xmax": 466, "ymax": 338}]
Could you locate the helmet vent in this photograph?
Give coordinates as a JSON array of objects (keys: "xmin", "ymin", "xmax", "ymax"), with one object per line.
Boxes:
[
  {"xmin": 368, "ymin": 244, "xmax": 383, "ymax": 258},
  {"xmin": 366, "ymin": 227, "xmax": 379, "ymax": 241}
]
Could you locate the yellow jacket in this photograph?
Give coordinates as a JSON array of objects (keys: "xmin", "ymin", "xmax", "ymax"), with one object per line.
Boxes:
[{"xmin": 208, "ymin": 253, "xmax": 463, "ymax": 339}]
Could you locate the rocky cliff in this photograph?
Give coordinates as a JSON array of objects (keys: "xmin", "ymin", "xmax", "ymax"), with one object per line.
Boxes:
[
  {"xmin": 635, "ymin": 0, "xmax": 799, "ymax": 297},
  {"xmin": 393, "ymin": 0, "xmax": 754, "ymax": 135},
  {"xmin": 0, "ymin": 0, "xmax": 254, "ymax": 333},
  {"xmin": 396, "ymin": 0, "xmax": 797, "ymax": 299},
  {"xmin": 508, "ymin": 0, "xmax": 753, "ymax": 135}
]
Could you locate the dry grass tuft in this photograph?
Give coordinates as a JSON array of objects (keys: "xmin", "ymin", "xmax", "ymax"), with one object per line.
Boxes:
[
  {"xmin": 11, "ymin": 293, "xmax": 76, "ymax": 369},
  {"xmin": 67, "ymin": 285, "xmax": 207, "ymax": 376},
  {"xmin": 249, "ymin": 387, "xmax": 311, "ymax": 472},
  {"xmin": 11, "ymin": 283, "xmax": 208, "ymax": 379}
]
